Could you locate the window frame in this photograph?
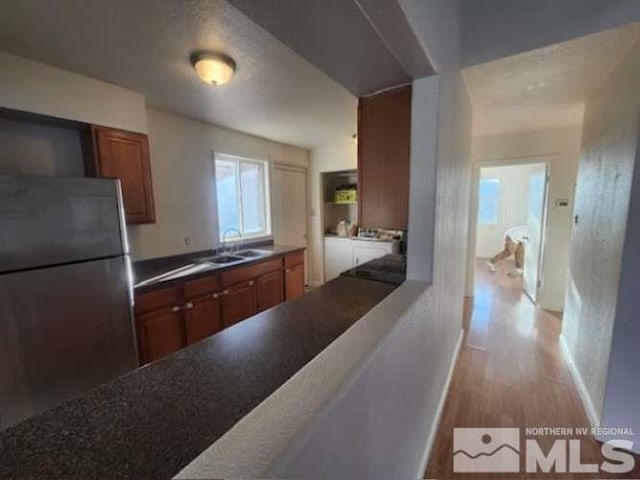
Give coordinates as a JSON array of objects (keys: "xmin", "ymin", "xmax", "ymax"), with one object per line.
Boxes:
[
  {"xmin": 478, "ymin": 177, "xmax": 501, "ymax": 225},
  {"xmin": 214, "ymin": 152, "xmax": 272, "ymax": 242}
]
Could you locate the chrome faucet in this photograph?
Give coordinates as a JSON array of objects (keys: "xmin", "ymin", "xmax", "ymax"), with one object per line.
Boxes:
[{"xmin": 221, "ymin": 228, "xmax": 243, "ymax": 254}]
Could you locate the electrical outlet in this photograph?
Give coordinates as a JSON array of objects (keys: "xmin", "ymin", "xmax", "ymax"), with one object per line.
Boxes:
[{"xmin": 184, "ymin": 235, "xmax": 191, "ymax": 247}]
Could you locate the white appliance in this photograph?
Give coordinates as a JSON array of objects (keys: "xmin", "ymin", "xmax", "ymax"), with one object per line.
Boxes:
[{"xmin": 324, "ymin": 236, "xmax": 399, "ymax": 282}]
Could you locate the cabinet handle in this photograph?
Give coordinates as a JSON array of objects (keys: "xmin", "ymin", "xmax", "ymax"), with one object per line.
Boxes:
[
  {"xmin": 249, "ymin": 280, "xmax": 255, "ymax": 286},
  {"xmin": 212, "ymin": 293, "xmax": 220, "ymax": 299},
  {"xmin": 223, "ymin": 289, "xmax": 230, "ymax": 295},
  {"xmin": 171, "ymin": 302, "xmax": 193, "ymax": 312},
  {"xmin": 286, "ymin": 268, "xmax": 291, "ymax": 273}
]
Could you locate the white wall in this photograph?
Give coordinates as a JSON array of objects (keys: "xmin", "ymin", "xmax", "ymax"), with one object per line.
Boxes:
[
  {"xmin": 0, "ymin": 117, "xmax": 84, "ymax": 176},
  {"xmin": 561, "ymin": 46, "xmax": 640, "ymax": 428},
  {"xmin": 469, "ymin": 126, "xmax": 583, "ymax": 311},
  {"xmin": 460, "ymin": 0, "xmax": 640, "ymax": 66},
  {"xmin": 307, "ymin": 142, "xmax": 357, "ymax": 285},
  {"xmin": 128, "ymin": 108, "xmax": 309, "ymax": 260},
  {"xmin": 475, "ymin": 164, "xmax": 542, "ymax": 258},
  {"xmin": 0, "ymin": 52, "xmax": 147, "ymax": 133}
]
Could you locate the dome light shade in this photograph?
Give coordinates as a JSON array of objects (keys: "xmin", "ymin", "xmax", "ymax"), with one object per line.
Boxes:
[{"xmin": 191, "ymin": 52, "xmax": 236, "ymax": 86}]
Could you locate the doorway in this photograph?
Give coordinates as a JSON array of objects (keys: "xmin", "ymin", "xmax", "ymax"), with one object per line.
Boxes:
[
  {"xmin": 473, "ymin": 161, "xmax": 549, "ymax": 303},
  {"xmin": 271, "ymin": 163, "xmax": 309, "ymax": 284}
]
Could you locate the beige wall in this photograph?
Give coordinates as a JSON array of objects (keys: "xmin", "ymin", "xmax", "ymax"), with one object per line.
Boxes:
[
  {"xmin": 128, "ymin": 108, "xmax": 309, "ymax": 260},
  {"xmin": 0, "ymin": 52, "xmax": 147, "ymax": 133},
  {"xmin": 561, "ymin": 46, "xmax": 640, "ymax": 425},
  {"xmin": 469, "ymin": 125, "xmax": 583, "ymax": 311},
  {"xmin": 308, "ymin": 142, "xmax": 357, "ymax": 286}
]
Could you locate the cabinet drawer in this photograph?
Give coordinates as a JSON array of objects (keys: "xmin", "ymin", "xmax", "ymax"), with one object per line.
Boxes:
[
  {"xmin": 284, "ymin": 250, "xmax": 304, "ymax": 268},
  {"xmin": 134, "ymin": 285, "xmax": 182, "ymax": 314},
  {"xmin": 183, "ymin": 273, "xmax": 221, "ymax": 299},
  {"xmin": 221, "ymin": 258, "xmax": 282, "ymax": 287}
]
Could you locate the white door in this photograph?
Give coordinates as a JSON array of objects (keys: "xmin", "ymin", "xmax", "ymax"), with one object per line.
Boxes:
[
  {"xmin": 523, "ymin": 164, "xmax": 549, "ymax": 302},
  {"xmin": 271, "ymin": 165, "xmax": 308, "ymax": 281}
]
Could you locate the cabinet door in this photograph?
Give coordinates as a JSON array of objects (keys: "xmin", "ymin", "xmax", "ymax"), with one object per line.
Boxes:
[
  {"xmin": 324, "ymin": 238, "xmax": 353, "ymax": 281},
  {"xmin": 257, "ymin": 270, "xmax": 284, "ymax": 312},
  {"xmin": 285, "ymin": 264, "xmax": 305, "ymax": 301},
  {"xmin": 91, "ymin": 126, "xmax": 156, "ymax": 224},
  {"xmin": 184, "ymin": 294, "xmax": 223, "ymax": 344},
  {"xmin": 358, "ymin": 85, "xmax": 411, "ymax": 229},
  {"xmin": 137, "ymin": 307, "xmax": 185, "ymax": 363},
  {"xmin": 353, "ymin": 245, "xmax": 388, "ymax": 265},
  {"xmin": 221, "ymin": 280, "xmax": 258, "ymax": 328}
]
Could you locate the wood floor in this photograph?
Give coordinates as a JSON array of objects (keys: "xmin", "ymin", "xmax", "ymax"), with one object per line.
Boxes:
[{"xmin": 425, "ymin": 260, "xmax": 639, "ymax": 479}]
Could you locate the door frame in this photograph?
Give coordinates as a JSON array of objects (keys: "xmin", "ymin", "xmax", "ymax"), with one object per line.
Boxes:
[{"xmin": 466, "ymin": 154, "xmax": 555, "ymax": 301}]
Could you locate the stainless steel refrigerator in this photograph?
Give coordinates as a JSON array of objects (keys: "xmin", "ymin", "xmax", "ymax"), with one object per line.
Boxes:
[{"xmin": 0, "ymin": 176, "xmax": 138, "ymax": 431}]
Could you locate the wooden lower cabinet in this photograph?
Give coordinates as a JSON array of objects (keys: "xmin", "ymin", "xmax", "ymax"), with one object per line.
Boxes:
[
  {"xmin": 135, "ymin": 250, "xmax": 305, "ymax": 364},
  {"xmin": 134, "ymin": 285, "xmax": 187, "ymax": 364},
  {"xmin": 184, "ymin": 293, "xmax": 223, "ymax": 344},
  {"xmin": 285, "ymin": 263, "xmax": 305, "ymax": 301},
  {"xmin": 257, "ymin": 269, "xmax": 284, "ymax": 312},
  {"xmin": 222, "ymin": 280, "xmax": 258, "ymax": 328}
]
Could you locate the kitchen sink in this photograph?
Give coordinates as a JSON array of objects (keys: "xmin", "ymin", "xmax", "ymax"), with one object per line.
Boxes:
[
  {"xmin": 210, "ymin": 255, "xmax": 245, "ymax": 264},
  {"xmin": 235, "ymin": 249, "xmax": 271, "ymax": 258}
]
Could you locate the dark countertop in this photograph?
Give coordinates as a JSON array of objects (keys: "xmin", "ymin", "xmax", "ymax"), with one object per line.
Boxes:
[
  {"xmin": 341, "ymin": 254, "xmax": 406, "ymax": 285},
  {"xmin": 0, "ymin": 276, "xmax": 397, "ymax": 479},
  {"xmin": 132, "ymin": 244, "xmax": 305, "ymax": 290}
]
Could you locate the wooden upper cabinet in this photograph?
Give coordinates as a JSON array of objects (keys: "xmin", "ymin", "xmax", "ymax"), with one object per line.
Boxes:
[
  {"xmin": 358, "ymin": 85, "xmax": 411, "ymax": 230},
  {"xmin": 88, "ymin": 126, "xmax": 156, "ymax": 224}
]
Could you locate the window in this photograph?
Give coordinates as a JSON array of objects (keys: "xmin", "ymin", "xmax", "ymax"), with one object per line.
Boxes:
[
  {"xmin": 215, "ymin": 154, "xmax": 271, "ymax": 240},
  {"xmin": 478, "ymin": 178, "xmax": 500, "ymax": 224}
]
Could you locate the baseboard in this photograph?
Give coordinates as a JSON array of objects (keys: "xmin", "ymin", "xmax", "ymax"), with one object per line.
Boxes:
[
  {"xmin": 417, "ymin": 329, "xmax": 464, "ymax": 476},
  {"xmin": 559, "ymin": 334, "xmax": 601, "ymax": 428}
]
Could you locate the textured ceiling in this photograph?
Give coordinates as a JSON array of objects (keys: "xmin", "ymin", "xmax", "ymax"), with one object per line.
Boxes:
[
  {"xmin": 465, "ymin": 23, "xmax": 640, "ymax": 108},
  {"xmin": 466, "ymin": 23, "xmax": 640, "ymax": 135},
  {"xmin": 226, "ymin": 0, "xmax": 433, "ymax": 96},
  {"xmin": 0, "ymin": 0, "xmax": 359, "ymax": 149},
  {"xmin": 472, "ymin": 104, "xmax": 586, "ymax": 136}
]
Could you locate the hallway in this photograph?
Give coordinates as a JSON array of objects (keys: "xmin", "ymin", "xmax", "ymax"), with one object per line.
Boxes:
[{"xmin": 425, "ymin": 260, "xmax": 639, "ymax": 478}]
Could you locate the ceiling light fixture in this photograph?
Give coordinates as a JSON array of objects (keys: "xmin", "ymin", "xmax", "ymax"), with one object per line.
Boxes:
[{"xmin": 190, "ymin": 51, "xmax": 236, "ymax": 86}]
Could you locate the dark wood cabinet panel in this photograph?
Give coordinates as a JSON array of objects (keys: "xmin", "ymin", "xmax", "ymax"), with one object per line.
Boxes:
[
  {"xmin": 358, "ymin": 85, "xmax": 411, "ymax": 230},
  {"xmin": 257, "ymin": 269, "xmax": 284, "ymax": 312},
  {"xmin": 134, "ymin": 251, "xmax": 305, "ymax": 363},
  {"xmin": 137, "ymin": 308, "xmax": 185, "ymax": 363},
  {"xmin": 185, "ymin": 294, "xmax": 223, "ymax": 344},
  {"xmin": 285, "ymin": 263, "xmax": 305, "ymax": 301},
  {"xmin": 135, "ymin": 286, "xmax": 186, "ymax": 364},
  {"xmin": 221, "ymin": 258, "xmax": 282, "ymax": 287},
  {"xmin": 89, "ymin": 126, "xmax": 155, "ymax": 224},
  {"xmin": 222, "ymin": 281, "xmax": 258, "ymax": 328}
]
